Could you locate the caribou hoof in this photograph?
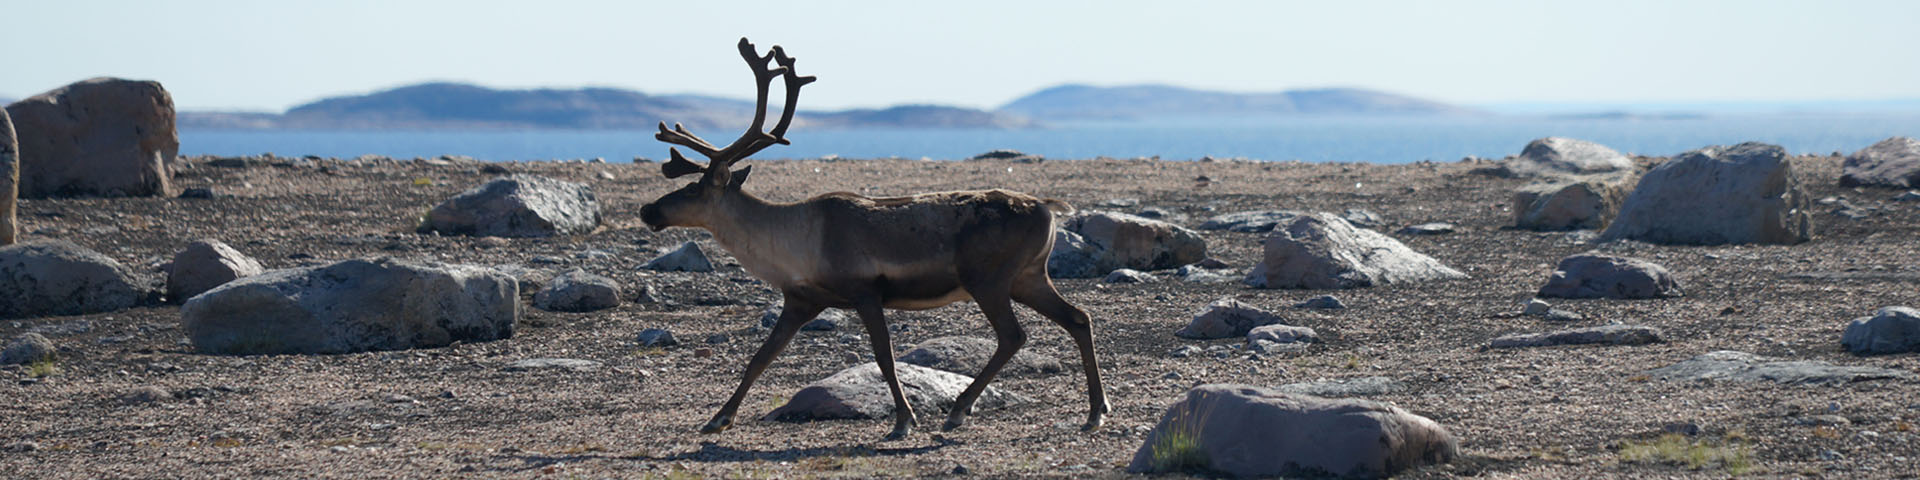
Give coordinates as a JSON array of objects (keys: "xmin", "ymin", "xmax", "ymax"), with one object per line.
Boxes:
[
  {"xmin": 883, "ymin": 424, "xmax": 913, "ymax": 441},
  {"xmin": 941, "ymin": 418, "xmax": 966, "ymax": 432},
  {"xmin": 699, "ymin": 415, "xmax": 733, "ymax": 434},
  {"xmin": 1082, "ymin": 414, "xmax": 1106, "ymax": 432}
]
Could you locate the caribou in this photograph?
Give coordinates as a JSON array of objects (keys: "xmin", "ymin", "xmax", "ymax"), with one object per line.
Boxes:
[{"xmin": 638, "ymin": 38, "xmax": 1108, "ymax": 440}]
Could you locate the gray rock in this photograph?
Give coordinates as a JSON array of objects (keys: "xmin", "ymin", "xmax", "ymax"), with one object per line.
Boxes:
[
  {"xmin": 642, "ymin": 241, "xmax": 714, "ymax": 272},
  {"xmin": 1246, "ymin": 324, "xmax": 1318, "ymax": 344},
  {"xmin": 1494, "ymin": 137, "xmax": 1636, "ymax": 179},
  {"xmin": 1177, "ymin": 297, "xmax": 1286, "ymax": 339},
  {"xmin": 1048, "ymin": 211, "xmax": 1207, "ymax": 278},
  {"xmin": 759, "ymin": 306, "xmax": 850, "ymax": 331},
  {"xmin": 0, "ymin": 240, "xmax": 146, "ymax": 319},
  {"xmin": 1542, "ymin": 309, "xmax": 1584, "ymax": 322},
  {"xmin": 1488, "ymin": 324, "xmax": 1663, "ymax": 349},
  {"xmin": 1102, "ymin": 268, "xmax": 1157, "ymax": 284},
  {"xmin": 1174, "ymin": 265, "xmax": 1233, "ymax": 283},
  {"xmin": 166, "ymin": 239, "xmax": 265, "ymax": 303},
  {"xmin": 1, "ymin": 333, "xmax": 55, "ymax": 365},
  {"xmin": 1893, "ymin": 191, "xmax": 1920, "ymax": 202},
  {"xmin": 764, "ymin": 362, "xmax": 1028, "ymax": 422},
  {"xmin": 1273, "ymin": 376, "xmax": 1404, "ymax": 397},
  {"xmin": 181, "ymin": 257, "xmax": 518, "ymax": 354},
  {"xmin": 1197, "ymin": 210, "xmax": 1304, "ymax": 233},
  {"xmin": 1840, "ymin": 137, "xmax": 1920, "ymax": 188},
  {"xmin": 420, "ymin": 174, "xmax": 600, "ymax": 237},
  {"xmin": 1512, "ymin": 180, "xmax": 1627, "ymax": 231},
  {"xmin": 1, "ymin": 107, "xmax": 15, "ymax": 246},
  {"xmin": 1045, "ymin": 230, "xmax": 1103, "ymax": 278},
  {"xmin": 1126, "ymin": 384, "xmax": 1457, "ymax": 478},
  {"xmin": 1841, "ymin": 306, "xmax": 1920, "ymax": 355},
  {"xmin": 1648, "ymin": 350, "xmax": 1913, "ymax": 385},
  {"xmin": 1244, "ymin": 213, "xmax": 1467, "ymax": 290},
  {"xmin": 1522, "ymin": 298, "xmax": 1551, "ymax": 316},
  {"xmin": 122, "ymin": 386, "xmax": 172, "ymax": 404},
  {"xmin": 898, "ymin": 336, "xmax": 1065, "ymax": 377},
  {"xmin": 1294, "ymin": 295, "xmax": 1346, "ymax": 309},
  {"xmin": 1396, "ymin": 222, "xmax": 1455, "ymax": 235},
  {"xmin": 532, "ymin": 268, "xmax": 621, "ymax": 312},
  {"xmin": 1168, "ymin": 345, "xmax": 1203, "ymax": 358},
  {"xmin": 1537, "ymin": 254, "xmax": 1682, "ymax": 299},
  {"xmin": 503, "ymin": 358, "xmax": 602, "ymax": 372},
  {"xmin": 6, "ymin": 78, "xmax": 178, "ymax": 198},
  {"xmin": 1340, "ymin": 208, "xmax": 1384, "ymax": 229},
  {"xmin": 1601, "ymin": 142, "xmax": 1812, "ymax": 245},
  {"xmin": 1247, "ymin": 339, "xmax": 1309, "ymax": 354},
  {"xmin": 636, "ymin": 328, "xmax": 677, "ymax": 347}
]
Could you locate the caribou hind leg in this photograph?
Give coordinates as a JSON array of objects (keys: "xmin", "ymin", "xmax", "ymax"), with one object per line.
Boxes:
[
  {"xmin": 1012, "ymin": 273, "xmax": 1110, "ymax": 431},
  {"xmin": 941, "ymin": 282, "xmax": 1027, "ymax": 432},
  {"xmin": 701, "ymin": 296, "xmax": 823, "ymax": 434}
]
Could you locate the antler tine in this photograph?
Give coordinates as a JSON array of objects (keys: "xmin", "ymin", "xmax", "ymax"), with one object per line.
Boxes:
[
  {"xmin": 706, "ymin": 38, "xmax": 793, "ymax": 170},
  {"xmin": 727, "ymin": 45, "xmax": 816, "ymax": 159},
  {"xmin": 654, "ymin": 122, "xmax": 722, "ymax": 159}
]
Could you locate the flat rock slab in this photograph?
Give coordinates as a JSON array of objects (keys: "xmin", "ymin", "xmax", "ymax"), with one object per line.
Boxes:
[
  {"xmin": 1198, "ymin": 210, "xmax": 1304, "ymax": 233},
  {"xmin": 1244, "ymin": 213, "xmax": 1466, "ymax": 290},
  {"xmin": 503, "ymin": 358, "xmax": 602, "ymax": 372},
  {"xmin": 764, "ymin": 362, "xmax": 1028, "ymax": 422},
  {"xmin": 898, "ymin": 336, "xmax": 1064, "ymax": 377},
  {"xmin": 1127, "ymin": 384, "xmax": 1457, "ymax": 478},
  {"xmin": 182, "ymin": 257, "xmax": 517, "ymax": 355},
  {"xmin": 1841, "ymin": 306, "xmax": 1920, "ymax": 355},
  {"xmin": 1488, "ymin": 324, "xmax": 1663, "ymax": 349},
  {"xmin": 1537, "ymin": 254, "xmax": 1682, "ymax": 299},
  {"xmin": 1648, "ymin": 351, "xmax": 1913, "ymax": 385},
  {"xmin": 1273, "ymin": 376, "xmax": 1404, "ymax": 397},
  {"xmin": 0, "ymin": 240, "xmax": 146, "ymax": 319}
]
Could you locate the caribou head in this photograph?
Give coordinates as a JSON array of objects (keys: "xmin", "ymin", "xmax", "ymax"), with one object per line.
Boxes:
[{"xmin": 638, "ymin": 38, "xmax": 813, "ymax": 232}]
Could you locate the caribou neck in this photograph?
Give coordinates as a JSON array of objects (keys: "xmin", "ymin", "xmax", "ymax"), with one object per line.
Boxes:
[{"xmin": 700, "ymin": 190, "xmax": 814, "ymax": 286}]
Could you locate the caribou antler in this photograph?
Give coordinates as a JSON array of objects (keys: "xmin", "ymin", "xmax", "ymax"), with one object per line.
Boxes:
[{"xmin": 657, "ymin": 38, "xmax": 815, "ymax": 182}]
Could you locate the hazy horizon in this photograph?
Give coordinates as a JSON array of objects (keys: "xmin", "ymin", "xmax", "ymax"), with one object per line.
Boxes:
[{"xmin": 7, "ymin": 0, "xmax": 1919, "ymax": 113}]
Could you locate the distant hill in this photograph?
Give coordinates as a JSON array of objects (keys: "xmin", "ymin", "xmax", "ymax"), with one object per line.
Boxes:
[
  {"xmin": 998, "ymin": 84, "xmax": 1473, "ymax": 119},
  {"xmin": 179, "ymin": 83, "xmax": 1030, "ymax": 130}
]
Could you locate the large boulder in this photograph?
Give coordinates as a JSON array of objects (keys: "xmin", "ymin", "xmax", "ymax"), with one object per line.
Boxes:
[
  {"xmin": 1494, "ymin": 137, "xmax": 1636, "ymax": 179},
  {"xmin": 1244, "ymin": 213, "xmax": 1466, "ymax": 289},
  {"xmin": 1840, "ymin": 137, "xmax": 1920, "ymax": 188},
  {"xmin": 5, "ymin": 78, "xmax": 178, "ymax": 198},
  {"xmin": 532, "ymin": 268, "xmax": 621, "ymax": 312},
  {"xmin": 1, "ymin": 333, "xmax": 55, "ymax": 365},
  {"xmin": 419, "ymin": 175, "xmax": 600, "ymax": 237},
  {"xmin": 763, "ymin": 362, "xmax": 1027, "ymax": 422},
  {"xmin": 1, "ymin": 107, "xmax": 16, "ymax": 245},
  {"xmin": 1600, "ymin": 142, "xmax": 1812, "ymax": 245},
  {"xmin": 1841, "ymin": 306, "xmax": 1920, "ymax": 355},
  {"xmin": 1537, "ymin": 254, "xmax": 1682, "ymax": 299},
  {"xmin": 181, "ymin": 257, "xmax": 518, "ymax": 354},
  {"xmin": 0, "ymin": 241, "xmax": 146, "ymax": 319},
  {"xmin": 1127, "ymin": 384, "xmax": 1458, "ymax": 478},
  {"xmin": 1511, "ymin": 180, "xmax": 1627, "ymax": 231},
  {"xmin": 1177, "ymin": 297, "xmax": 1286, "ymax": 339},
  {"xmin": 898, "ymin": 336, "xmax": 1064, "ymax": 377},
  {"xmin": 165, "ymin": 239, "xmax": 265, "ymax": 303},
  {"xmin": 1048, "ymin": 211, "xmax": 1206, "ymax": 278}
]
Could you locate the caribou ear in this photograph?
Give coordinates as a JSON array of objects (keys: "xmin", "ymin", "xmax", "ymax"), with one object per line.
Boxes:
[
  {"xmin": 727, "ymin": 166, "xmax": 752, "ymax": 189},
  {"xmin": 661, "ymin": 148, "xmax": 705, "ymax": 179}
]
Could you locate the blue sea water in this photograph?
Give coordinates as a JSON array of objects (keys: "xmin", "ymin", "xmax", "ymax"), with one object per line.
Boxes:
[{"xmin": 179, "ymin": 113, "xmax": 1920, "ymax": 164}]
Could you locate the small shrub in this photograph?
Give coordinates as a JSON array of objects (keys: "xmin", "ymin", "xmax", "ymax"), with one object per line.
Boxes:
[
  {"xmin": 27, "ymin": 359, "xmax": 57, "ymax": 378},
  {"xmin": 1619, "ymin": 433, "xmax": 1753, "ymax": 475},
  {"xmin": 1148, "ymin": 394, "xmax": 1217, "ymax": 473}
]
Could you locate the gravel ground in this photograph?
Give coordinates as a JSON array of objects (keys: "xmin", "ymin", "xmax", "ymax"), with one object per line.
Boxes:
[{"xmin": 2, "ymin": 153, "xmax": 1917, "ymax": 479}]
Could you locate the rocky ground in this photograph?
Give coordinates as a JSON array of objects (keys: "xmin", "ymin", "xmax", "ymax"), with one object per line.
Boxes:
[{"xmin": 3, "ymin": 152, "xmax": 1918, "ymax": 478}]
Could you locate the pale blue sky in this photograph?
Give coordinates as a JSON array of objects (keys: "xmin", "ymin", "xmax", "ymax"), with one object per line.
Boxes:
[{"xmin": 6, "ymin": 0, "xmax": 1917, "ymax": 111}]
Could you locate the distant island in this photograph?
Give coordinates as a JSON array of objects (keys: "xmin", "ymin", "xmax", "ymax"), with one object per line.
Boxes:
[
  {"xmin": 176, "ymin": 82, "xmax": 1477, "ymax": 131},
  {"xmin": 996, "ymin": 84, "xmax": 1476, "ymax": 120}
]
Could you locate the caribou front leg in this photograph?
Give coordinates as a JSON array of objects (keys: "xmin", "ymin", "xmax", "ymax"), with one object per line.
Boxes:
[
  {"xmin": 701, "ymin": 296, "xmax": 822, "ymax": 434},
  {"xmin": 853, "ymin": 297, "xmax": 916, "ymax": 441}
]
